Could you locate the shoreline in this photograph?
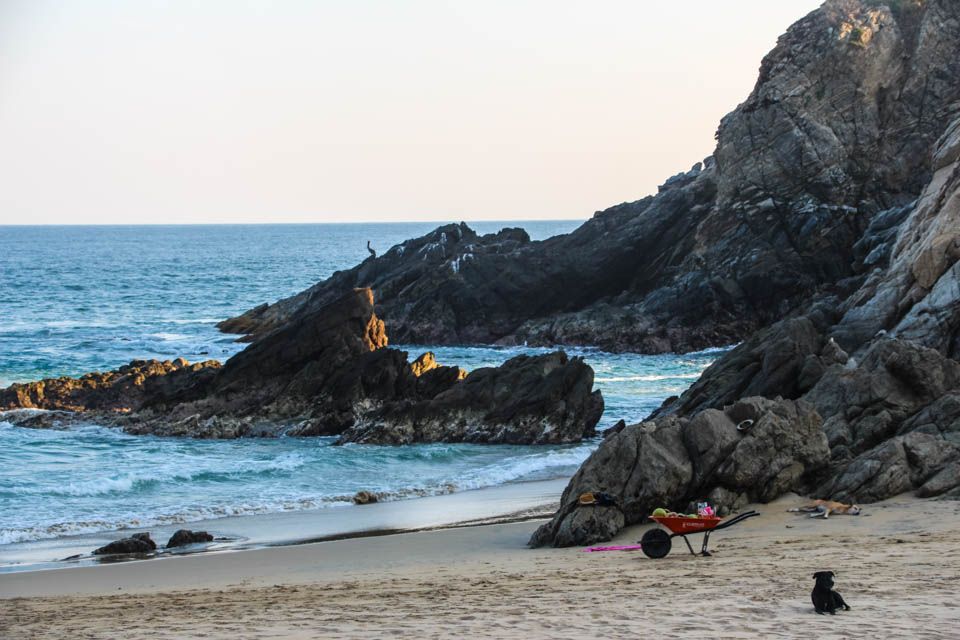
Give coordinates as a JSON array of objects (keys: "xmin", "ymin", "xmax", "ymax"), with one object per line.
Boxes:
[
  {"xmin": 3, "ymin": 494, "xmax": 958, "ymax": 638},
  {"xmin": 0, "ymin": 478, "xmax": 566, "ymax": 574}
]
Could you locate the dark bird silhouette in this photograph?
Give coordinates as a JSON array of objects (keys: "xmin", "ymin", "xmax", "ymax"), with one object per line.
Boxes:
[{"xmin": 367, "ymin": 240, "xmax": 376, "ymax": 259}]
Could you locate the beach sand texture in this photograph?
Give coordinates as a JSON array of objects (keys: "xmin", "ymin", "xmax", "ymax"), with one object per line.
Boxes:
[{"xmin": 3, "ymin": 494, "xmax": 959, "ymax": 639}]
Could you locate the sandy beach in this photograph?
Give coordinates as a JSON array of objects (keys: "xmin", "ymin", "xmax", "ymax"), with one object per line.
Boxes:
[{"xmin": 3, "ymin": 493, "xmax": 959, "ymax": 639}]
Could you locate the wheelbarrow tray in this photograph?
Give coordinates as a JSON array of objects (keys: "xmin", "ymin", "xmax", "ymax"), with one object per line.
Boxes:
[{"xmin": 650, "ymin": 515, "xmax": 722, "ymax": 534}]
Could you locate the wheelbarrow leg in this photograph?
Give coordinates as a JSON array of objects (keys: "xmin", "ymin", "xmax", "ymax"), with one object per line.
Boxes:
[
  {"xmin": 701, "ymin": 531, "xmax": 712, "ymax": 556},
  {"xmin": 681, "ymin": 535, "xmax": 696, "ymax": 556}
]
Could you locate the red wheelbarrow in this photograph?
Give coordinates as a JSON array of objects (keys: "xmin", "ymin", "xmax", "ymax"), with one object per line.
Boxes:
[{"xmin": 640, "ymin": 510, "xmax": 759, "ymax": 558}]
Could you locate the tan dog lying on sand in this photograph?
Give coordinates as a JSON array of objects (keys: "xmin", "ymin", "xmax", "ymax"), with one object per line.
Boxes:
[{"xmin": 788, "ymin": 500, "xmax": 861, "ymax": 519}]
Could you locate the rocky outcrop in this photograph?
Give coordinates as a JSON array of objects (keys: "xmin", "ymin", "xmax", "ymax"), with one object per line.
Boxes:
[
  {"xmin": 337, "ymin": 351, "xmax": 604, "ymax": 445},
  {"xmin": 220, "ymin": 1, "xmax": 960, "ymax": 354},
  {"xmin": 93, "ymin": 532, "xmax": 157, "ymax": 556},
  {"xmin": 0, "ymin": 359, "xmax": 220, "ymax": 413},
  {"xmin": 530, "ymin": 397, "xmax": 827, "ymax": 547},
  {"xmin": 533, "ymin": 110, "xmax": 960, "ymax": 546},
  {"xmin": 1, "ymin": 289, "xmax": 603, "ymax": 444},
  {"xmin": 165, "ymin": 530, "xmax": 214, "ymax": 548}
]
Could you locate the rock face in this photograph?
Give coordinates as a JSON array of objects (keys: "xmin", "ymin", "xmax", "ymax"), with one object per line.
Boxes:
[
  {"xmin": 220, "ymin": 1, "xmax": 960, "ymax": 354},
  {"xmin": 337, "ymin": 351, "xmax": 604, "ymax": 445},
  {"xmin": 1, "ymin": 289, "xmax": 603, "ymax": 444},
  {"xmin": 533, "ymin": 112, "xmax": 960, "ymax": 546},
  {"xmin": 530, "ymin": 398, "xmax": 827, "ymax": 547}
]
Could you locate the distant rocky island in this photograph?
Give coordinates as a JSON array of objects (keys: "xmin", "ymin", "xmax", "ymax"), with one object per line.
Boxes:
[{"xmin": 3, "ymin": 0, "xmax": 959, "ymax": 546}]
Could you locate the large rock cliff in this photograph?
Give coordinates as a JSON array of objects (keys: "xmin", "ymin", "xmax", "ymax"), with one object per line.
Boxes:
[
  {"xmin": 220, "ymin": 0, "xmax": 960, "ymax": 355},
  {"xmin": 532, "ymin": 109, "xmax": 960, "ymax": 546}
]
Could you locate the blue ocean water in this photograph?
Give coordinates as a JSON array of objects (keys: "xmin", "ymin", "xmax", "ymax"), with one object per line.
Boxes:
[{"xmin": 0, "ymin": 223, "xmax": 723, "ymax": 547}]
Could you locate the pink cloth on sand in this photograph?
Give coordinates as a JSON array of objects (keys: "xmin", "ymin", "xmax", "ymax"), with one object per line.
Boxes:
[{"xmin": 582, "ymin": 544, "xmax": 644, "ymax": 552}]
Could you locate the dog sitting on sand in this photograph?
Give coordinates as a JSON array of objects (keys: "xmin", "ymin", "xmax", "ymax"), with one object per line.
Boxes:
[
  {"xmin": 788, "ymin": 499, "xmax": 861, "ymax": 519},
  {"xmin": 811, "ymin": 571, "xmax": 851, "ymax": 615}
]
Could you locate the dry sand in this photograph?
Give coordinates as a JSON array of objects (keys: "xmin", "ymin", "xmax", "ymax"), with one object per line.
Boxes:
[{"xmin": 3, "ymin": 494, "xmax": 959, "ymax": 639}]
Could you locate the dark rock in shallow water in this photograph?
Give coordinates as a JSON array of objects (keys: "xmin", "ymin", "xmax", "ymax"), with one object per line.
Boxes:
[
  {"xmin": 352, "ymin": 491, "xmax": 378, "ymax": 505},
  {"xmin": 166, "ymin": 529, "xmax": 214, "ymax": 548},
  {"xmin": 93, "ymin": 532, "xmax": 157, "ymax": 555}
]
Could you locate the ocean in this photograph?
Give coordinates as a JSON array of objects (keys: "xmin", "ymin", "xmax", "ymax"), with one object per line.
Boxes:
[{"xmin": 0, "ymin": 222, "xmax": 723, "ymax": 557}]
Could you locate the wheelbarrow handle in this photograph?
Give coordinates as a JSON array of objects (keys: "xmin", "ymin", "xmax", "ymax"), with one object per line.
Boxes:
[{"xmin": 711, "ymin": 510, "xmax": 760, "ymax": 532}]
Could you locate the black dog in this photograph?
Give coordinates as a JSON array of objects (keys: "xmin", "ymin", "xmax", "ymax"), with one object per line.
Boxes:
[{"xmin": 811, "ymin": 571, "xmax": 851, "ymax": 614}]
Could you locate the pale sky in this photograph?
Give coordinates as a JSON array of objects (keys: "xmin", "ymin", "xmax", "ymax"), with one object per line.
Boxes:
[{"xmin": 0, "ymin": 1, "xmax": 821, "ymax": 225}]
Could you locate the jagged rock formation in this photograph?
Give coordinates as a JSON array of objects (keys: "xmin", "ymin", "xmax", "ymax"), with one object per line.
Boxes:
[
  {"xmin": 1, "ymin": 289, "xmax": 602, "ymax": 444},
  {"xmin": 220, "ymin": 0, "xmax": 960, "ymax": 354},
  {"xmin": 532, "ymin": 107, "xmax": 960, "ymax": 546},
  {"xmin": 0, "ymin": 358, "xmax": 221, "ymax": 413}
]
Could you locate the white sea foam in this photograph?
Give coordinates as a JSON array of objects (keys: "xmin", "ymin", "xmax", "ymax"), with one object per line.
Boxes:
[
  {"xmin": 451, "ymin": 446, "xmax": 594, "ymax": 490},
  {"xmin": 147, "ymin": 332, "xmax": 190, "ymax": 342},
  {"xmin": 685, "ymin": 343, "xmax": 739, "ymax": 356},
  {"xmin": 594, "ymin": 373, "xmax": 704, "ymax": 383},
  {"xmin": 167, "ymin": 318, "xmax": 222, "ymax": 325}
]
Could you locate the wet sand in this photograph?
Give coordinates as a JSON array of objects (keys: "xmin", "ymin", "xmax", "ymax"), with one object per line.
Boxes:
[
  {"xmin": 0, "ymin": 478, "xmax": 567, "ymax": 573},
  {"xmin": 3, "ymin": 494, "xmax": 959, "ymax": 639}
]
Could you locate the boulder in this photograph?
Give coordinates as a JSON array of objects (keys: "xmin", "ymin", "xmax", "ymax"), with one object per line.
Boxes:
[
  {"xmin": 530, "ymin": 398, "xmax": 826, "ymax": 546},
  {"xmin": 93, "ymin": 532, "xmax": 157, "ymax": 555},
  {"xmin": 165, "ymin": 529, "xmax": 214, "ymax": 548}
]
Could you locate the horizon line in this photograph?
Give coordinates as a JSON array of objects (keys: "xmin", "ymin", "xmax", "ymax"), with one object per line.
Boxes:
[{"xmin": 0, "ymin": 216, "xmax": 589, "ymax": 228}]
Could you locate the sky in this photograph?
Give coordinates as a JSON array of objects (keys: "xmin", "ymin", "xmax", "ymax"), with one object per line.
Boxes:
[{"xmin": 0, "ymin": 1, "xmax": 822, "ymax": 225}]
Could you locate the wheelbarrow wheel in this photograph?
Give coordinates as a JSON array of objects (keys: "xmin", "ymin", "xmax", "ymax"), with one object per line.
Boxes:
[{"xmin": 640, "ymin": 528, "xmax": 671, "ymax": 559}]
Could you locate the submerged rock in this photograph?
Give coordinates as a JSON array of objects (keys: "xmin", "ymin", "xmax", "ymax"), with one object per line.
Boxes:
[{"xmin": 352, "ymin": 491, "xmax": 379, "ymax": 505}]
